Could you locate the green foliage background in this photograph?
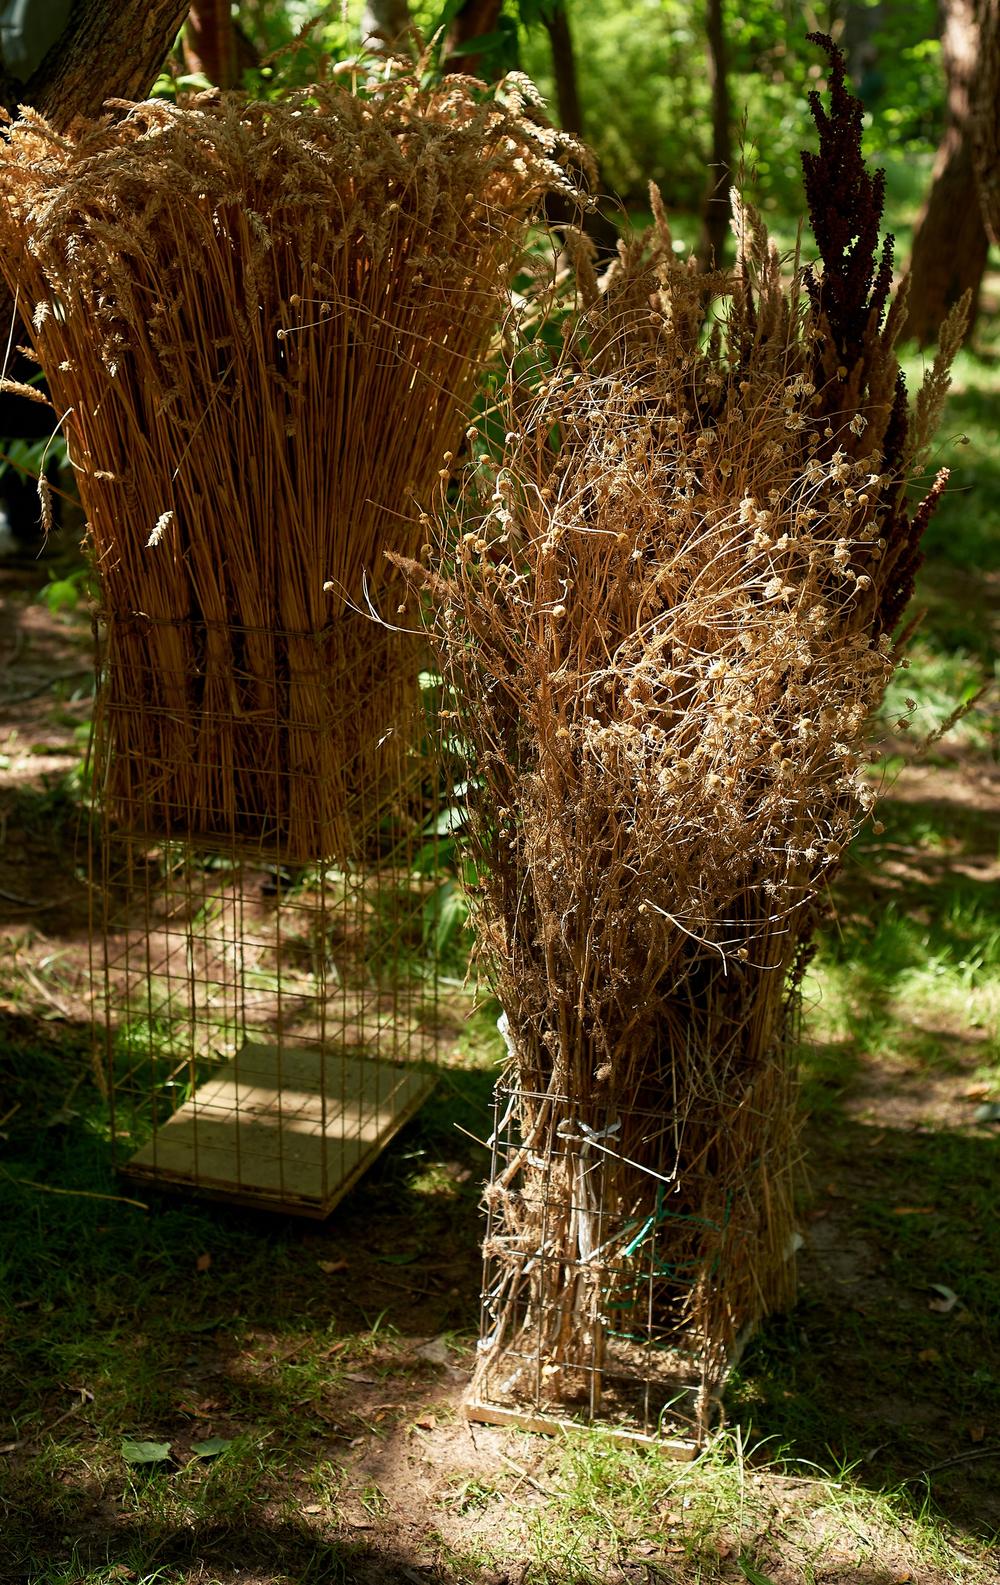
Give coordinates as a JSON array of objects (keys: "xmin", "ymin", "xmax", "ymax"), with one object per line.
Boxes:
[{"xmin": 233, "ymin": 0, "xmax": 946, "ymax": 214}]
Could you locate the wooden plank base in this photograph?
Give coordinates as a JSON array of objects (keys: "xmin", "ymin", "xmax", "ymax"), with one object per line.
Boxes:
[
  {"xmin": 123, "ymin": 1040, "xmax": 434, "ymax": 1217},
  {"xmin": 463, "ymin": 1397, "xmax": 699, "ymax": 1457}
]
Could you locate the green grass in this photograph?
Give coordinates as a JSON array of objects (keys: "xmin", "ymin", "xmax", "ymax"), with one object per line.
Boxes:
[
  {"xmin": 902, "ymin": 336, "xmax": 1000, "ymax": 576},
  {"xmin": 0, "ymin": 999, "xmax": 499, "ymax": 1580},
  {"xmin": 806, "ymin": 883, "xmax": 1000, "ymax": 1080},
  {"xmin": 720, "ymin": 763, "xmax": 1000, "ymax": 1558},
  {"xmin": 4, "ymin": 941, "xmax": 999, "ymax": 1581}
]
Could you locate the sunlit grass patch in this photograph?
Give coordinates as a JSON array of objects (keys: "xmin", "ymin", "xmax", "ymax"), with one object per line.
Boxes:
[
  {"xmin": 806, "ymin": 886, "xmax": 1000, "ymax": 1075},
  {"xmin": 511, "ymin": 1426, "xmax": 999, "ymax": 1583},
  {"xmin": 881, "ymin": 637, "xmax": 997, "ymax": 750}
]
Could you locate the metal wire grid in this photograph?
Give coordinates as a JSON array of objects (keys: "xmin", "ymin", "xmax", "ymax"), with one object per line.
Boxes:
[
  {"xmin": 90, "ymin": 617, "xmax": 440, "ymax": 1215},
  {"xmin": 91, "ymin": 612, "xmax": 421, "ymax": 861},
  {"xmin": 474, "ymin": 1082, "xmax": 742, "ymax": 1442}
]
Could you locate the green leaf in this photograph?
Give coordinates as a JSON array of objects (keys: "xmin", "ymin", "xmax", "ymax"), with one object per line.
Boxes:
[
  {"xmin": 429, "ymin": 0, "xmax": 467, "ymax": 35},
  {"xmin": 447, "ymin": 28, "xmax": 507, "ymax": 57},
  {"xmin": 738, "ymin": 1560, "xmax": 776, "ymax": 1585},
  {"xmin": 121, "ymin": 1439, "xmax": 171, "ymax": 1464},
  {"xmin": 190, "ymin": 1437, "xmax": 232, "ymax": 1459},
  {"xmin": 41, "ymin": 579, "xmax": 81, "ymax": 615},
  {"xmin": 433, "ymin": 806, "xmax": 467, "ymax": 835}
]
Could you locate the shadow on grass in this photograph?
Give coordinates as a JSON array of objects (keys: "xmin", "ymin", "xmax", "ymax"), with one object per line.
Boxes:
[
  {"xmin": 0, "ymin": 763, "xmax": 92, "ymax": 942},
  {"xmin": 728, "ymin": 1108, "xmax": 1000, "ymax": 1542},
  {"xmin": 0, "ymin": 1513, "xmax": 452, "ymax": 1585},
  {"xmin": 0, "ymin": 1016, "xmax": 495, "ymax": 1571},
  {"xmin": 857, "ymin": 770, "xmax": 1000, "ymax": 851},
  {"xmin": 3, "ymin": 974, "xmax": 999, "ymax": 1570}
]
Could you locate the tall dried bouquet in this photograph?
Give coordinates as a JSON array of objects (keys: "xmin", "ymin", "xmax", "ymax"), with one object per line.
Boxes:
[
  {"xmin": 0, "ymin": 71, "xmax": 586, "ymax": 858},
  {"xmin": 399, "ymin": 38, "xmax": 966, "ymax": 1436}
]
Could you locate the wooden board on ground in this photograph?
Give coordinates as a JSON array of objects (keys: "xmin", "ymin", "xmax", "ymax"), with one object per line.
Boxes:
[
  {"xmin": 123, "ymin": 1040, "xmax": 434, "ymax": 1217},
  {"xmin": 463, "ymin": 1398, "xmax": 699, "ymax": 1458}
]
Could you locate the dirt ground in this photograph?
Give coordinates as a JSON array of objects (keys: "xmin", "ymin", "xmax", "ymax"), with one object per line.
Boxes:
[{"xmin": 2, "ymin": 556, "xmax": 999, "ymax": 1585}]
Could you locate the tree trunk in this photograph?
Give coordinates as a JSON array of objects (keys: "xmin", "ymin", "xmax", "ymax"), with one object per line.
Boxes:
[
  {"xmin": 183, "ymin": 0, "xmax": 238, "ymax": 89},
  {"xmin": 3, "ymin": 0, "xmax": 190, "ymax": 127},
  {"xmin": 972, "ymin": 0, "xmax": 1000, "ymax": 242},
  {"xmin": 542, "ymin": 5, "xmax": 584, "ymax": 137},
  {"xmin": 841, "ymin": 0, "xmax": 885, "ymax": 104},
  {"xmin": 700, "ymin": 0, "xmax": 732, "ymax": 269},
  {"xmin": 360, "ymin": 0, "xmax": 413, "ymax": 51},
  {"xmin": 541, "ymin": 5, "xmax": 619, "ymax": 263},
  {"xmin": 443, "ymin": 0, "xmax": 503, "ymax": 75},
  {"xmin": 905, "ymin": 0, "xmax": 989, "ymax": 345}
]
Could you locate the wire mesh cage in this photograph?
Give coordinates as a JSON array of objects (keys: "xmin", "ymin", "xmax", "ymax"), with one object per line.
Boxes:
[
  {"xmin": 468, "ymin": 1033, "xmax": 801, "ymax": 1450},
  {"xmin": 91, "ymin": 616, "xmax": 441, "ymax": 1217},
  {"xmin": 93, "ymin": 611, "xmax": 422, "ymax": 859}
]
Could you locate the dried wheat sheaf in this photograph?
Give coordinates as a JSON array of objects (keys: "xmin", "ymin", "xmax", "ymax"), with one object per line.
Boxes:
[
  {"xmin": 398, "ymin": 38, "xmax": 967, "ymax": 1436},
  {"xmin": 0, "ymin": 73, "xmax": 586, "ymax": 858}
]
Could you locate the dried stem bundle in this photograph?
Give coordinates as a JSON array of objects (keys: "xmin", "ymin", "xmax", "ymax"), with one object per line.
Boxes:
[
  {"xmin": 0, "ymin": 74, "xmax": 584, "ymax": 857},
  {"xmin": 400, "ymin": 39, "xmax": 965, "ymax": 1436}
]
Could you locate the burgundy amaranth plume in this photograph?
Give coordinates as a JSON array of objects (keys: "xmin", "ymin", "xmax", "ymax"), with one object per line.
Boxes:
[{"xmin": 803, "ymin": 31, "xmax": 967, "ymax": 640}]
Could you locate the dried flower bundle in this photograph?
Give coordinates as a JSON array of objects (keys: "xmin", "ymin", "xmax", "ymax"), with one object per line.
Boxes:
[
  {"xmin": 0, "ymin": 74, "xmax": 583, "ymax": 857},
  {"xmin": 401, "ymin": 39, "xmax": 965, "ymax": 1436}
]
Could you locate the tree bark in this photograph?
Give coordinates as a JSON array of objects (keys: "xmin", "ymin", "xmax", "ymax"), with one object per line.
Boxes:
[
  {"xmin": 183, "ymin": 0, "xmax": 238, "ymax": 90},
  {"xmin": 972, "ymin": 0, "xmax": 1000, "ymax": 242},
  {"xmin": 540, "ymin": 5, "xmax": 619, "ymax": 262},
  {"xmin": 0, "ymin": 0, "xmax": 189, "ymax": 545},
  {"xmin": 542, "ymin": 4, "xmax": 584, "ymax": 137},
  {"xmin": 841, "ymin": 0, "xmax": 885, "ymax": 104},
  {"xmin": 700, "ymin": 0, "xmax": 732, "ymax": 269},
  {"xmin": 443, "ymin": 0, "xmax": 503, "ymax": 75},
  {"xmin": 3, "ymin": 0, "xmax": 190, "ymax": 127},
  {"xmin": 905, "ymin": 0, "xmax": 989, "ymax": 345}
]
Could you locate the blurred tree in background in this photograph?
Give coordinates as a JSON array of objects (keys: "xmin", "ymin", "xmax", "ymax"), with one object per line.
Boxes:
[
  {"xmin": 905, "ymin": 0, "xmax": 990, "ymax": 343},
  {"xmin": 229, "ymin": 1, "xmax": 951, "ymax": 216},
  {"xmin": 0, "ymin": 0, "xmax": 995, "ymax": 350},
  {"xmin": 972, "ymin": 0, "xmax": 1000, "ymax": 243}
]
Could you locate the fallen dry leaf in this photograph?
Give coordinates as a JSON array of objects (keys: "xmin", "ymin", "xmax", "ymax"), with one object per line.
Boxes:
[
  {"xmin": 928, "ymin": 1284, "xmax": 960, "ymax": 1314},
  {"xmin": 415, "ymin": 1413, "xmax": 437, "ymax": 1430},
  {"xmin": 969, "ymin": 1424, "xmax": 986, "ymax": 1443},
  {"xmin": 196, "ymin": 1252, "xmax": 211, "ymax": 1273},
  {"xmin": 414, "ymin": 1336, "xmax": 453, "ymax": 1367},
  {"xmin": 317, "ymin": 1259, "xmax": 349, "ymax": 1275},
  {"xmin": 893, "ymin": 1206, "xmax": 936, "ymax": 1217},
  {"xmin": 917, "ymin": 1348, "xmax": 941, "ymax": 1364}
]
